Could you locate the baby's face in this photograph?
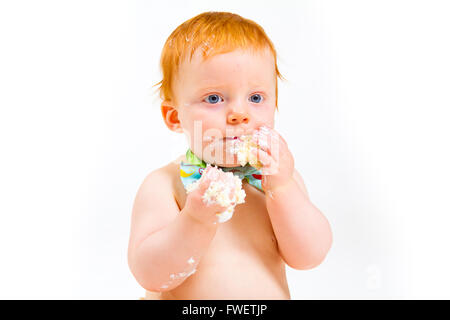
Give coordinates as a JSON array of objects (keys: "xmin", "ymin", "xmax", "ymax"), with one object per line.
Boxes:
[{"xmin": 172, "ymin": 47, "xmax": 277, "ymax": 167}]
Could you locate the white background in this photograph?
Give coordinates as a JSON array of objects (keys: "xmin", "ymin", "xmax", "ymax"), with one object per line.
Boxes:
[{"xmin": 0, "ymin": 0, "xmax": 449, "ymax": 299}]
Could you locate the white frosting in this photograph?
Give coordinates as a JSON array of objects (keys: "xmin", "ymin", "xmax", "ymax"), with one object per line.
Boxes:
[
  {"xmin": 186, "ymin": 127, "xmax": 271, "ymax": 222},
  {"xmin": 185, "ymin": 268, "xmax": 197, "ymax": 277},
  {"xmin": 186, "ymin": 164, "xmax": 246, "ymax": 223},
  {"xmin": 229, "ymin": 135, "xmax": 262, "ymax": 169}
]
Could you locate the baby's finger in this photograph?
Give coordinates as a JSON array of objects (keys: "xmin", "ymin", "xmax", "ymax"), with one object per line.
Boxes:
[
  {"xmin": 251, "ymin": 148, "xmax": 271, "ymax": 167},
  {"xmin": 252, "ymin": 130, "xmax": 269, "ymax": 153},
  {"xmin": 197, "ymin": 175, "xmax": 211, "ymax": 193},
  {"xmin": 252, "ymin": 127, "xmax": 281, "ymax": 160},
  {"xmin": 253, "ymin": 148, "xmax": 281, "ymax": 175}
]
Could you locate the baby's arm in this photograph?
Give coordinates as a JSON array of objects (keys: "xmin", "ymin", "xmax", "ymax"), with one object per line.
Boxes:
[
  {"xmin": 266, "ymin": 169, "xmax": 333, "ymax": 270},
  {"xmin": 127, "ymin": 169, "xmax": 226, "ymax": 292},
  {"xmin": 251, "ymin": 126, "xmax": 332, "ymax": 270}
]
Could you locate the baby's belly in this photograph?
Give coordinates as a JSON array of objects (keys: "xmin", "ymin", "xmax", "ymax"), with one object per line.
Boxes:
[
  {"xmin": 160, "ymin": 208, "xmax": 290, "ymax": 299},
  {"xmin": 162, "ymin": 253, "xmax": 289, "ymax": 300}
]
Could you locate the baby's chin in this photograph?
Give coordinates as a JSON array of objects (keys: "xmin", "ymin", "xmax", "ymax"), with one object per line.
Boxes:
[
  {"xmin": 202, "ymin": 152, "xmax": 241, "ymax": 168},
  {"xmin": 201, "ymin": 141, "xmax": 242, "ymax": 167}
]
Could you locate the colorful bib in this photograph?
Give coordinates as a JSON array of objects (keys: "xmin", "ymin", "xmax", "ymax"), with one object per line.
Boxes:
[{"xmin": 180, "ymin": 149, "xmax": 264, "ymax": 193}]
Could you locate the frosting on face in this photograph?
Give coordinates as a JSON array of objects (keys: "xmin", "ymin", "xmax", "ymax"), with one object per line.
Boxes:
[
  {"xmin": 230, "ymin": 135, "xmax": 262, "ymax": 169},
  {"xmin": 227, "ymin": 126, "xmax": 272, "ymax": 169}
]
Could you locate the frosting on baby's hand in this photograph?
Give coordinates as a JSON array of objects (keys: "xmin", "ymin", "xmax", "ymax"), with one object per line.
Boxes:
[
  {"xmin": 228, "ymin": 126, "xmax": 271, "ymax": 169},
  {"xmin": 186, "ymin": 164, "xmax": 246, "ymax": 223}
]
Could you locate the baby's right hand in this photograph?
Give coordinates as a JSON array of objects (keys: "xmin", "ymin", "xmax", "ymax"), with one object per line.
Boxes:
[{"xmin": 183, "ymin": 167, "xmax": 235, "ymax": 226}]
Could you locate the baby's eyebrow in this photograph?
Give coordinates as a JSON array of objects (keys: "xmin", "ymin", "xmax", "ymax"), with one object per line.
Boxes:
[
  {"xmin": 194, "ymin": 86, "xmax": 226, "ymax": 96},
  {"xmin": 196, "ymin": 85, "xmax": 225, "ymax": 92},
  {"xmin": 195, "ymin": 84, "xmax": 268, "ymax": 94}
]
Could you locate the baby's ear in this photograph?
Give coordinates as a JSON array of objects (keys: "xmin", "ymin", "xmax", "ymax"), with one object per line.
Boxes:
[{"xmin": 161, "ymin": 100, "xmax": 183, "ymax": 133}]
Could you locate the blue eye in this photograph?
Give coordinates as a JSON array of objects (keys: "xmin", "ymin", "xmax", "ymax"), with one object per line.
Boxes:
[
  {"xmin": 250, "ymin": 94, "xmax": 263, "ymax": 103},
  {"xmin": 205, "ymin": 94, "xmax": 223, "ymax": 104}
]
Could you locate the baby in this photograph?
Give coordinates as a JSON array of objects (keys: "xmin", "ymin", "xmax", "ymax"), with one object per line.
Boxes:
[{"xmin": 127, "ymin": 11, "xmax": 333, "ymax": 300}]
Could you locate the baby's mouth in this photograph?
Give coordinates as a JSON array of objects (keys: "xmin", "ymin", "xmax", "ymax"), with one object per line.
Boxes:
[{"xmin": 225, "ymin": 136, "xmax": 241, "ymax": 141}]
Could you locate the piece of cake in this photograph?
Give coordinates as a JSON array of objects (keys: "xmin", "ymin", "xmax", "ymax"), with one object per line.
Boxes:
[
  {"xmin": 186, "ymin": 164, "xmax": 246, "ymax": 223},
  {"xmin": 229, "ymin": 134, "xmax": 263, "ymax": 169}
]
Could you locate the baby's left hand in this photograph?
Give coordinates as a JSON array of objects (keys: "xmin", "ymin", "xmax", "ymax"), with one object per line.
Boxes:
[{"xmin": 251, "ymin": 126, "xmax": 294, "ymax": 193}]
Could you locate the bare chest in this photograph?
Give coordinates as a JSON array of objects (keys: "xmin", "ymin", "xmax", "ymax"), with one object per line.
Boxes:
[
  {"xmin": 174, "ymin": 179, "xmax": 279, "ymax": 255},
  {"xmin": 163, "ymin": 166, "xmax": 288, "ymax": 299}
]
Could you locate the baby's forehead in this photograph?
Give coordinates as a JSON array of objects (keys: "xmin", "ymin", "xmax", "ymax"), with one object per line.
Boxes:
[
  {"xmin": 178, "ymin": 47, "xmax": 275, "ymax": 80},
  {"xmin": 188, "ymin": 46, "xmax": 273, "ymax": 64}
]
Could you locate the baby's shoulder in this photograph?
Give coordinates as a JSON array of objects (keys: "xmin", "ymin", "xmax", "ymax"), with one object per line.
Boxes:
[
  {"xmin": 132, "ymin": 155, "xmax": 185, "ymax": 216},
  {"xmin": 129, "ymin": 156, "xmax": 185, "ymax": 251},
  {"xmin": 138, "ymin": 154, "xmax": 185, "ymax": 194}
]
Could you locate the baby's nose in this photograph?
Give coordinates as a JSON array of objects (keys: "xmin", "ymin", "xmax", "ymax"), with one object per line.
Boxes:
[{"xmin": 227, "ymin": 111, "xmax": 249, "ymax": 124}]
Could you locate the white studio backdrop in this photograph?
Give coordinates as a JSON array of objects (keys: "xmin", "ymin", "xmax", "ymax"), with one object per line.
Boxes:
[{"xmin": 0, "ymin": 0, "xmax": 449, "ymax": 299}]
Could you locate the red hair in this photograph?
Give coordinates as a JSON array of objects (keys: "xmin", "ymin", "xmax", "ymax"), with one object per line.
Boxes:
[{"xmin": 152, "ymin": 11, "xmax": 286, "ymax": 110}]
